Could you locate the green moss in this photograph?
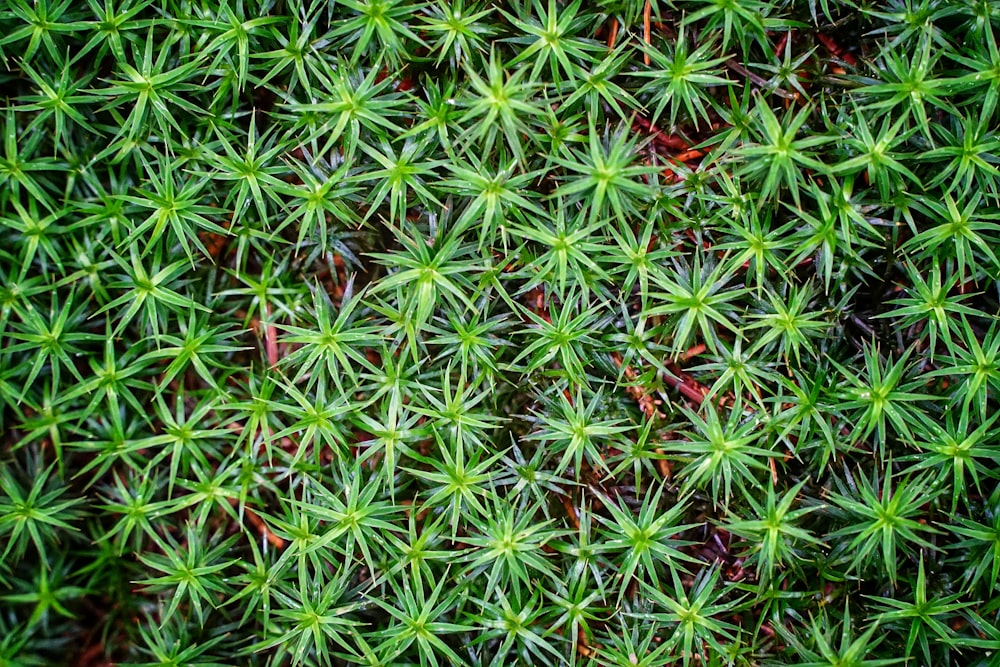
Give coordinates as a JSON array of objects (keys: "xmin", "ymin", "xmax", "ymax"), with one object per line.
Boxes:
[{"xmin": 0, "ymin": 0, "xmax": 998, "ymax": 664}]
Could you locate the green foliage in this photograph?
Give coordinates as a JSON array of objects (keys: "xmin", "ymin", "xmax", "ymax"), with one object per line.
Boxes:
[{"xmin": 0, "ymin": 1, "xmax": 998, "ymax": 665}]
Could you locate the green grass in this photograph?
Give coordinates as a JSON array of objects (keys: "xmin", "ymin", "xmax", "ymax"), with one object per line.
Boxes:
[{"xmin": 0, "ymin": 0, "xmax": 999, "ymax": 665}]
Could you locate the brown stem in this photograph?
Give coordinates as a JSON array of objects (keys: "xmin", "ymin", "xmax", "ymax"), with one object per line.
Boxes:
[
  {"xmin": 643, "ymin": 0, "xmax": 652, "ymax": 65},
  {"xmin": 607, "ymin": 18, "xmax": 619, "ymax": 49},
  {"xmin": 725, "ymin": 58, "xmax": 796, "ymax": 99}
]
